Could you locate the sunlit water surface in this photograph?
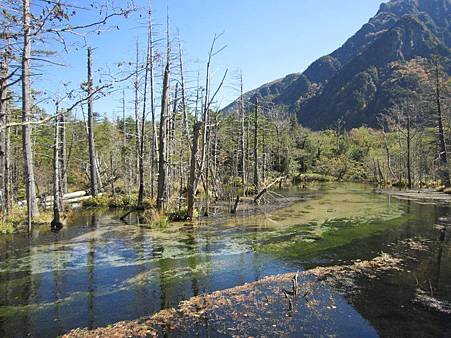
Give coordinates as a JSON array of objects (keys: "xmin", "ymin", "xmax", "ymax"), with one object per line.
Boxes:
[{"xmin": 0, "ymin": 183, "xmax": 450, "ymax": 337}]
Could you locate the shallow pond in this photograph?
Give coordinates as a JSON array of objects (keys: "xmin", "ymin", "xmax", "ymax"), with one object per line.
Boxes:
[{"xmin": 0, "ymin": 183, "xmax": 450, "ymax": 337}]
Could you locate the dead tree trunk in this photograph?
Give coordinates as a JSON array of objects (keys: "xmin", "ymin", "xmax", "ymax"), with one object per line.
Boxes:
[
  {"xmin": 87, "ymin": 47, "xmax": 98, "ymax": 197},
  {"xmin": 51, "ymin": 106, "xmax": 63, "ymax": 230},
  {"xmin": 407, "ymin": 114, "xmax": 412, "ymax": 189},
  {"xmin": 178, "ymin": 37, "xmax": 190, "ymax": 141},
  {"xmin": 433, "ymin": 56, "xmax": 450, "ymax": 188},
  {"xmin": 134, "ymin": 41, "xmax": 140, "ymax": 186},
  {"xmin": 0, "ymin": 55, "xmax": 8, "ymax": 219},
  {"xmin": 156, "ymin": 27, "xmax": 170, "ymax": 212},
  {"xmin": 262, "ymin": 127, "xmax": 267, "ymax": 184},
  {"xmin": 59, "ymin": 112, "xmax": 67, "ymax": 194},
  {"xmin": 239, "ymin": 73, "xmax": 246, "ymax": 186},
  {"xmin": 148, "ymin": 11, "xmax": 156, "ymax": 200},
  {"xmin": 253, "ymin": 98, "xmax": 259, "ymax": 189},
  {"xmin": 137, "ymin": 9, "xmax": 153, "ymax": 210},
  {"xmin": 187, "ymin": 121, "xmax": 202, "ymax": 219},
  {"xmin": 22, "ymin": 0, "xmax": 40, "ymax": 231}
]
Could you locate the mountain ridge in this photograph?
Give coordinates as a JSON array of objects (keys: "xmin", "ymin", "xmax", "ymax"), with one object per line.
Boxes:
[{"xmin": 223, "ymin": 0, "xmax": 450, "ymax": 130}]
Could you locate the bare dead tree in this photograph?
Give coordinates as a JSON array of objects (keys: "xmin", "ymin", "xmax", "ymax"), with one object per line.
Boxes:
[
  {"xmin": 22, "ymin": 0, "xmax": 40, "ymax": 231},
  {"xmin": 239, "ymin": 72, "xmax": 246, "ymax": 187},
  {"xmin": 156, "ymin": 15, "xmax": 171, "ymax": 212},
  {"xmin": 86, "ymin": 47, "xmax": 98, "ymax": 197},
  {"xmin": 51, "ymin": 102, "xmax": 63, "ymax": 229},
  {"xmin": 137, "ymin": 4, "xmax": 154, "ymax": 209},
  {"xmin": 59, "ymin": 112, "xmax": 67, "ymax": 194},
  {"xmin": 253, "ymin": 97, "xmax": 259, "ymax": 189},
  {"xmin": 134, "ymin": 40, "xmax": 141, "ymax": 185},
  {"xmin": 433, "ymin": 56, "xmax": 450, "ymax": 188},
  {"xmin": 187, "ymin": 121, "xmax": 202, "ymax": 219}
]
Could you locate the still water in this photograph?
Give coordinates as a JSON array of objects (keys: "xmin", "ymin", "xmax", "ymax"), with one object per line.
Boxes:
[{"xmin": 0, "ymin": 183, "xmax": 449, "ymax": 337}]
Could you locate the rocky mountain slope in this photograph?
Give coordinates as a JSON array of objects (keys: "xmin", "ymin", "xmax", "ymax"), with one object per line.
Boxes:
[{"xmin": 223, "ymin": 0, "xmax": 450, "ymax": 129}]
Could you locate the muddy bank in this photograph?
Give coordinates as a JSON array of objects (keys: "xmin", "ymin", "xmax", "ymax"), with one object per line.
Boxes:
[
  {"xmin": 377, "ymin": 188, "xmax": 451, "ymax": 205},
  {"xmin": 64, "ymin": 253, "xmax": 404, "ymax": 337}
]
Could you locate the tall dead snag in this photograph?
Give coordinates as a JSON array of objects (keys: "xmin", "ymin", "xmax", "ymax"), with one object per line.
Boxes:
[
  {"xmin": 178, "ymin": 36, "xmax": 190, "ymax": 142},
  {"xmin": 433, "ymin": 56, "xmax": 450, "ymax": 188},
  {"xmin": 134, "ymin": 40, "xmax": 141, "ymax": 186},
  {"xmin": 22, "ymin": 0, "xmax": 40, "ymax": 231},
  {"xmin": 406, "ymin": 111, "xmax": 412, "ymax": 189},
  {"xmin": 198, "ymin": 34, "xmax": 228, "ymax": 216},
  {"xmin": 0, "ymin": 55, "xmax": 9, "ymax": 219},
  {"xmin": 87, "ymin": 47, "xmax": 98, "ymax": 197},
  {"xmin": 253, "ymin": 97, "xmax": 259, "ymax": 189},
  {"xmin": 137, "ymin": 6, "xmax": 154, "ymax": 210},
  {"xmin": 59, "ymin": 112, "xmax": 67, "ymax": 195},
  {"xmin": 187, "ymin": 122, "xmax": 202, "ymax": 219},
  {"xmin": 239, "ymin": 73, "xmax": 246, "ymax": 187},
  {"xmin": 51, "ymin": 104, "xmax": 63, "ymax": 230},
  {"xmin": 156, "ymin": 20, "xmax": 171, "ymax": 213},
  {"xmin": 148, "ymin": 7, "xmax": 157, "ymax": 200},
  {"xmin": 262, "ymin": 124, "xmax": 267, "ymax": 183}
]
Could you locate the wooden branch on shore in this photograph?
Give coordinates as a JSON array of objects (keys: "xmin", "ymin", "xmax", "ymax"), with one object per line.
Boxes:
[{"xmin": 254, "ymin": 177, "xmax": 286, "ymax": 204}]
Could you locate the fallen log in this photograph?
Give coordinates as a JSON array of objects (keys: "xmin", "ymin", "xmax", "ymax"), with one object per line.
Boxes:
[{"xmin": 254, "ymin": 177, "xmax": 286, "ymax": 204}]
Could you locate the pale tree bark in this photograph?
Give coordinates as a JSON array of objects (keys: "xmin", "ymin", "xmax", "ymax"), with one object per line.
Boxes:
[
  {"xmin": 407, "ymin": 114, "xmax": 412, "ymax": 189},
  {"xmin": 22, "ymin": 0, "xmax": 40, "ymax": 231},
  {"xmin": 59, "ymin": 112, "xmax": 67, "ymax": 194},
  {"xmin": 199, "ymin": 35, "xmax": 227, "ymax": 216},
  {"xmin": 178, "ymin": 37, "xmax": 190, "ymax": 141},
  {"xmin": 253, "ymin": 98, "xmax": 259, "ymax": 189},
  {"xmin": 156, "ymin": 23, "xmax": 170, "ymax": 212},
  {"xmin": 134, "ymin": 41, "xmax": 140, "ymax": 185},
  {"xmin": 137, "ymin": 6, "xmax": 154, "ymax": 209},
  {"xmin": 122, "ymin": 90, "xmax": 126, "ymax": 148},
  {"xmin": 262, "ymin": 126, "xmax": 267, "ymax": 183},
  {"xmin": 433, "ymin": 56, "xmax": 450, "ymax": 188},
  {"xmin": 148, "ymin": 8, "xmax": 157, "ymax": 200},
  {"xmin": 0, "ymin": 55, "xmax": 8, "ymax": 219},
  {"xmin": 87, "ymin": 47, "xmax": 98, "ymax": 197},
  {"xmin": 51, "ymin": 104, "xmax": 63, "ymax": 229},
  {"xmin": 239, "ymin": 72, "xmax": 246, "ymax": 187},
  {"xmin": 187, "ymin": 122, "xmax": 202, "ymax": 219}
]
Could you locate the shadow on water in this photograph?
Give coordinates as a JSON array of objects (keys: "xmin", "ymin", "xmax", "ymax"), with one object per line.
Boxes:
[{"xmin": 0, "ymin": 183, "xmax": 450, "ymax": 337}]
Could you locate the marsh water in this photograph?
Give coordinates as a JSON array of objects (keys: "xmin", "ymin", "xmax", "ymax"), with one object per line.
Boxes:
[{"xmin": 0, "ymin": 183, "xmax": 450, "ymax": 337}]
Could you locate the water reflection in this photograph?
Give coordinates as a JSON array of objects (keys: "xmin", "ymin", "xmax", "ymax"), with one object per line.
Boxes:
[{"xmin": 0, "ymin": 184, "xmax": 449, "ymax": 337}]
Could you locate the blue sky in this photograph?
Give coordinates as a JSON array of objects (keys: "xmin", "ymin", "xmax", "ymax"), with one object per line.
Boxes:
[{"xmin": 38, "ymin": 0, "xmax": 387, "ymax": 119}]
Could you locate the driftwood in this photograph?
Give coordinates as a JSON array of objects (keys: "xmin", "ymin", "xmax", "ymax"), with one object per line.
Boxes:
[
  {"xmin": 254, "ymin": 177, "xmax": 286, "ymax": 204},
  {"xmin": 17, "ymin": 191, "xmax": 106, "ymax": 209}
]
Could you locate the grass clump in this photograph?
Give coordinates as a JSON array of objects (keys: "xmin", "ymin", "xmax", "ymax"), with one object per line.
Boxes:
[
  {"xmin": 0, "ymin": 208, "xmax": 53, "ymax": 234},
  {"xmin": 0, "ymin": 221, "xmax": 15, "ymax": 234},
  {"xmin": 143, "ymin": 209, "xmax": 169, "ymax": 228},
  {"xmin": 82, "ymin": 195, "xmax": 110, "ymax": 208}
]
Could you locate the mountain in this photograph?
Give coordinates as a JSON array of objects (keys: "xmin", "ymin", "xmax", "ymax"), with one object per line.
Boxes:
[{"xmin": 223, "ymin": 0, "xmax": 451, "ymax": 130}]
